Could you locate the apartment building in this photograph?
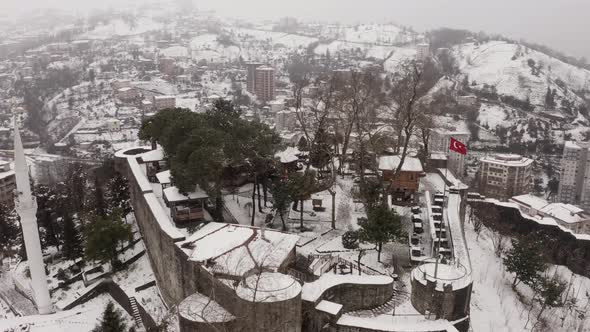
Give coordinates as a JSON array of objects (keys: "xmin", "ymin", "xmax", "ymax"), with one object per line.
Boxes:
[
  {"xmin": 557, "ymin": 141, "xmax": 590, "ymax": 210},
  {"xmin": 254, "ymin": 66, "xmax": 275, "ymax": 101},
  {"xmin": 478, "ymin": 154, "xmax": 533, "ymax": 200},
  {"xmin": 0, "ymin": 161, "xmax": 15, "ymax": 207}
]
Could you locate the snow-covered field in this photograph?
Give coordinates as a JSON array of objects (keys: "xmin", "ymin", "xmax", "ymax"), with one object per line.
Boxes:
[
  {"xmin": 454, "ymin": 41, "xmax": 590, "ymax": 108},
  {"xmin": 82, "ymin": 17, "xmax": 165, "ymax": 39}
]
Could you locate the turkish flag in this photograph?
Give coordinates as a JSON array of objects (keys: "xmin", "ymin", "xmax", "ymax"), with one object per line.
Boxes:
[{"xmin": 449, "ymin": 137, "xmax": 467, "ymax": 155}]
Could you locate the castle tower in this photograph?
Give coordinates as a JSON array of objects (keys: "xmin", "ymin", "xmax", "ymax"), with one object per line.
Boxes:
[{"xmin": 13, "ymin": 119, "xmax": 53, "ymax": 314}]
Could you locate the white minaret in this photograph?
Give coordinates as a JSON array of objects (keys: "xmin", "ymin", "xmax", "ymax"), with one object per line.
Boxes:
[{"xmin": 13, "ymin": 118, "xmax": 53, "ymax": 315}]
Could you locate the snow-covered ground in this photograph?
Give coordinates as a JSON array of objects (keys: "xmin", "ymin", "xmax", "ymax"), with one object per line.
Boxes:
[
  {"xmin": 454, "ymin": 41, "xmax": 589, "ymax": 108},
  {"xmin": 465, "ymin": 214, "xmax": 590, "ymax": 331},
  {"xmin": 0, "ymin": 293, "xmax": 134, "ymax": 332},
  {"xmin": 82, "ymin": 17, "xmax": 165, "ymax": 39}
]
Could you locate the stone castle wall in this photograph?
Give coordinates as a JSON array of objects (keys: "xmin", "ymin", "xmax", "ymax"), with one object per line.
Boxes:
[{"xmin": 117, "ymin": 151, "xmax": 302, "ymax": 331}]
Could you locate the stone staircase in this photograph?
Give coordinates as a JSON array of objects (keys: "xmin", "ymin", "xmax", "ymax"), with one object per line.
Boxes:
[
  {"xmin": 344, "ymin": 288, "xmax": 410, "ymax": 318},
  {"xmin": 128, "ymin": 297, "xmax": 145, "ymax": 330}
]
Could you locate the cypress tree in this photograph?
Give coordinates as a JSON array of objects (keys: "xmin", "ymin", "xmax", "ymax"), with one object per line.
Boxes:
[
  {"xmin": 92, "ymin": 302, "xmax": 127, "ymax": 332},
  {"xmin": 62, "ymin": 215, "xmax": 83, "ymax": 261}
]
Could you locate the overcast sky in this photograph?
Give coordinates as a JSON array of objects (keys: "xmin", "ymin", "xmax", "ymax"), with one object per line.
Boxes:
[{"xmin": 3, "ymin": 0, "xmax": 589, "ymax": 59}]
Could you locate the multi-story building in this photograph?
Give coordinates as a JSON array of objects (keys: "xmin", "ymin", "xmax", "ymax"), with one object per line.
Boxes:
[
  {"xmin": 159, "ymin": 57, "xmax": 175, "ymax": 76},
  {"xmin": 416, "ymin": 43, "xmax": 430, "ymax": 61},
  {"xmin": 254, "ymin": 66, "xmax": 275, "ymax": 101},
  {"xmin": 430, "ymin": 130, "xmax": 470, "ymax": 178},
  {"xmin": 557, "ymin": 141, "xmax": 590, "ymax": 210},
  {"xmin": 152, "ymin": 95, "xmax": 176, "ymax": 111},
  {"xmin": 274, "ymin": 109, "xmax": 297, "ymax": 132},
  {"xmin": 245, "ymin": 62, "xmax": 263, "ymax": 94},
  {"xmin": 0, "ymin": 161, "xmax": 15, "ymax": 207},
  {"xmin": 478, "ymin": 154, "xmax": 533, "ymax": 200}
]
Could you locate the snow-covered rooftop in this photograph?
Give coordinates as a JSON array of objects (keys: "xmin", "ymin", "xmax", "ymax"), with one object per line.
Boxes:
[
  {"xmin": 236, "ymin": 272, "xmax": 301, "ymax": 303},
  {"xmin": 178, "ymin": 292, "xmax": 236, "ymax": 323},
  {"xmin": 378, "ymin": 155, "xmax": 423, "ymax": 172},
  {"xmin": 316, "ymin": 300, "xmax": 343, "ymax": 315},
  {"xmin": 0, "ymin": 169, "xmax": 14, "ymax": 180},
  {"xmin": 510, "ymin": 194, "xmax": 589, "ymax": 225},
  {"xmin": 480, "ymin": 154, "xmax": 533, "ymax": 167},
  {"xmin": 180, "ymin": 223, "xmax": 299, "ymax": 277},
  {"xmin": 139, "ymin": 148, "xmax": 165, "ymax": 163},
  {"xmin": 275, "ymin": 146, "xmax": 300, "ymax": 163},
  {"xmin": 156, "ymin": 170, "xmax": 171, "ymax": 185},
  {"xmin": 337, "ymin": 314, "xmax": 459, "ymax": 332},
  {"xmin": 302, "ymin": 274, "xmax": 393, "ymax": 302},
  {"xmin": 163, "ymin": 186, "xmax": 208, "ymax": 202},
  {"xmin": 153, "ymin": 95, "xmax": 176, "ymax": 100}
]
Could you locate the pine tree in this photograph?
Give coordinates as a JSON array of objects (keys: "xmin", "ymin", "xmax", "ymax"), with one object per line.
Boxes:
[
  {"xmin": 269, "ymin": 175, "xmax": 293, "ymax": 231},
  {"xmin": 93, "ymin": 176, "xmax": 107, "ymax": 219},
  {"xmin": 62, "ymin": 214, "xmax": 83, "ymax": 261},
  {"xmin": 92, "ymin": 301, "xmax": 127, "ymax": 332},
  {"xmin": 85, "ymin": 210, "xmax": 132, "ymax": 270},
  {"xmin": 106, "ymin": 173, "xmax": 131, "ymax": 217},
  {"xmin": 0, "ymin": 204, "xmax": 19, "ymax": 253},
  {"xmin": 503, "ymin": 237, "xmax": 546, "ymax": 287},
  {"xmin": 358, "ymin": 205, "xmax": 405, "ymax": 262}
]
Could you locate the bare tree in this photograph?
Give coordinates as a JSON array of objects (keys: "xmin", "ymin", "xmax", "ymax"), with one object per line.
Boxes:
[{"xmin": 385, "ymin": 60, "xmax": 439, "ymax": 177}]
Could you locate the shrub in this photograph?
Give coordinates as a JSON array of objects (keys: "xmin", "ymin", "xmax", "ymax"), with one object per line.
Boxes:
[
  {"xmin": 56, "ymin": 268, "xmax": 69, "ymax": 281},
  {"xmin": 342, "ymin": 231, "xmax": 359, "ymax": 249}
]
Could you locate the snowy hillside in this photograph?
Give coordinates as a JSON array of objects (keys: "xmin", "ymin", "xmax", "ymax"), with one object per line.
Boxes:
[
  {"xmin": 81, "ymin": 17, "xmax": 165, "ymax": 39},
  {"xmin": 454, "ymin": 41, "xmax": 590, "ymax": 111}
]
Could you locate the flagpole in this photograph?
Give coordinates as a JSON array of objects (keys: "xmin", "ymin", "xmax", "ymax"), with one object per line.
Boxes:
[{"xmin": 434, "ymin": 142, "xmax": 449, "ymax": 280}]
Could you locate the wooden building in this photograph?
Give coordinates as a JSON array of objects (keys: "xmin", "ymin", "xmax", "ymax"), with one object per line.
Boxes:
[{"xmin": 378, "ymin": 155, "xmax": 424, "ymax": 204}]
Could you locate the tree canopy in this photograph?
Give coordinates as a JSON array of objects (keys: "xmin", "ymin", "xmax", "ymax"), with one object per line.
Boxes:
[
  {"xmin": 92, "ymin": 301, "xmax": 127, "ymax": 332},
  {"xmin": 358, "ymin": 205, "xmax": 405, "ymax": 262},
  {"xmin": 139, "ymin": 101, "xmax": 282, "ymax": 221},
  {"xmin": 85, "ymin": 210, "xmax": 132, "ymax": 270},
  {"xmin": 503, "ymin": 236, "xmax": 547, "ymax": 287}
]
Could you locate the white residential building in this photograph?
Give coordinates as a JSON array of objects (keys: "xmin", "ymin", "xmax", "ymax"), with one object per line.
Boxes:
[
  {"xmin": 430, "ymin": 130, "xmax": 470, "ymax": 178},
  {"xmin": 416, "ymin": 43, "xmax": 430, "ymax": 61},
  {"xmin": 275, "ymin": 109, "xmax": 297, "ymax": 132},
  {"xmin": 152, "ymin": 95, "xmax": 176, "ymax": 111},
  {"xmin": 557, "ymin": 141, "xmax": 590, "ymax": 211},
  {"xmin": 479, "ymin": 154, "xmax": 533, "ymax": 200}
]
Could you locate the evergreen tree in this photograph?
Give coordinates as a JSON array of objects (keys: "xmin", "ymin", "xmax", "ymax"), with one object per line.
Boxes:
[
  {"xmin": 62, "ymin": 214, "xmax": 83, "ymax": 261},
  {"xmin": 92, "ymin": 301, "xmax": 127, "ymax": 332},
  {"xmin": 0, "ymin": 204, "xmax": 19, "ymax": 253},
  {"xmin": 535, "ymin": 277, "xmax": 566, "ymax": 322},
  {"xmin": 139, "ymin": 104, "xmax": 281, "ymax": 223},
  {"xmin": 269, "ymin": 175, "xmax": 293, "ymax": 231},
  {"xmin": 86, "ymin": 175, "xmax": 108, "ymax": 219},
  {"xmin": 17, "ymin": 230, "xmax": 27, "ymax": 260},
  {"xmin": 106, "ymin": 173, "xmax": 131, "ymax": 217},
  {"xmin": 358, "ymin": 205, "xmax": 405, "ymax": 262},
  {"xmin": 65, "ymin": 163, "xmax": 88, "ymax": 213},
  {"xmin": 503, "ymin": 237, "xmax": 546, "ymax": 287},
  {"xmin": 35, "ymin": 184, "xmax": 63, "ymax": 249},
  {"xmin": 85, "ymin": 210, "xmax": 132, "ymax": 270}
]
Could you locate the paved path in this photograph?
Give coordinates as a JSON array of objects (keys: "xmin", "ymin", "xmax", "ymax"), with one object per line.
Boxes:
[{"xmin": 0, "ymin": 265, "xmax": 37, "ymax": 316}]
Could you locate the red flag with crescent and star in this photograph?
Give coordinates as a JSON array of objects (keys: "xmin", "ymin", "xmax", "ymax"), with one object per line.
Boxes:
[{"xmin": 449, "ymin": 137, "xmax": 467, "ymax": 155}]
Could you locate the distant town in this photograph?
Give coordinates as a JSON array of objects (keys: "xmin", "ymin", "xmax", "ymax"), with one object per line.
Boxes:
[{"xmin": 0, "ymin": 2, "xmax": 589, "ymax": 332}]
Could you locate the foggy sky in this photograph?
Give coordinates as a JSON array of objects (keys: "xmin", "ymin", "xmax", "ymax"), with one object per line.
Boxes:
[{"xmin": 2, "ymin": 0, "xmax": 589, "ymax": 60}]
